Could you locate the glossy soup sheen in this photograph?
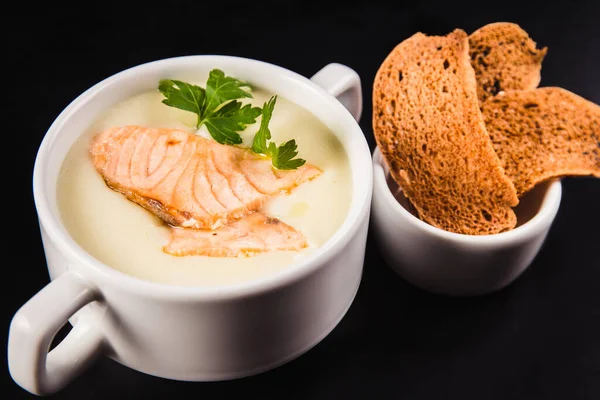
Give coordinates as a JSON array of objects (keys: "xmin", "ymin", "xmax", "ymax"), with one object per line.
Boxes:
[{"xmin": 57, "ymin": 87, "xmax": 352, "ymax": 286}]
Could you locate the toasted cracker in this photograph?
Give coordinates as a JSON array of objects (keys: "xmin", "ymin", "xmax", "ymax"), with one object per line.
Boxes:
[
  {"xmin": 469, "ymin": 22, "xmax": 547, "ymax": 104},
  {"xmin": 373, "ymin": 29, "xmax": 519, "ymax": 235},
  {"xmin": 483, "ymin": 87, "xmax": 600, "ymax": 196}
]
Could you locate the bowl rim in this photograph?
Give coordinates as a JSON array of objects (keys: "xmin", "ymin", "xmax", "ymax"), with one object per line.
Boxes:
[
  {"xmin": 372, "ymin": 146, "xmax": 562, "ymax": 247},
  {"xmin": 32, "ymin": 55, "xmax": 373, "ymax": 300}
]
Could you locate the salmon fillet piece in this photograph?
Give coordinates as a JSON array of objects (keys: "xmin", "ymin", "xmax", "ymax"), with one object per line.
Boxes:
[
  {"xmin": 91, "ymin": 126, "xmax": 321, "ymax": 229},
  {"xmin": 164, "ymin": 213, "xmax": 307, "ymax": 257}
]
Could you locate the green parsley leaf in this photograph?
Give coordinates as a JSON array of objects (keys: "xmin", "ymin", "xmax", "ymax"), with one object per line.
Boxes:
[
  {"xmin": 158, "ymin": 72, "xmax": 306, "ymax": 170},
  {"xmin": 204, "ymin": 101, "xmax": 261, "ymax": 145},
  {"xmin": 158, "ymin": 79, "xmax": 206, "ymax": 127},
  {"xmin": 270, "ymin": 139, "xmax": 306, "ymax": 170},
  {"xmin": 251, "ymin": 96, "xmax": 305, "ymax": 170},
  {"xmin": 252, "ymin": 95, "xmax": 277, "ymax": 155},
  {"xmin": 158, "ymin": 70, "xmax": 255, "ymax": 144},
  {"xmin": 204, "ymin": 69, "xmax": 253, "ymax": 116}
]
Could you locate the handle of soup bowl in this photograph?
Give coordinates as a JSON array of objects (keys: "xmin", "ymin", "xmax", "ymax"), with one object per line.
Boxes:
[
  {"xmin": 8, "ymin": 271, "xmax": 105, "ymax": 395},
  {"xmin": 310, "ymin": 63, "xmax": 362, "ymax": 122}
]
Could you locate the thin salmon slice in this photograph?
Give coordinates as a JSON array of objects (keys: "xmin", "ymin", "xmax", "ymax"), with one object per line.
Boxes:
[
  {"xmin": 91, "ymin": 126, "xmax": 321, "ymax": 229},
  {"xmin": 164, "ymin": 213, "xmax": 307, "ymax": 257}
]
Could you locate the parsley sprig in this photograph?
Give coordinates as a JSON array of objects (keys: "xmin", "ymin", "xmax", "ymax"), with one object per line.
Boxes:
[
  {"xmin": 159, "ymin": 70, "xmax": 260, "ymax": 145},
  {"xmin": 158, "ymin": 70, "xmax": 305, "ymax": 170},
  {"xmin": 252, "ymin": 96, "xmax": 306, "ymax": 170}
]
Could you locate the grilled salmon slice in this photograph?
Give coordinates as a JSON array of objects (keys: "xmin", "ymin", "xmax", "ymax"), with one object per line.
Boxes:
[
  {"xmin": 91, "ymin": 126, "xmax": 321, "ymax": 229},
  {"xmin": 164, "ymin": 213, "xmax": 307, "ymax": 257}
]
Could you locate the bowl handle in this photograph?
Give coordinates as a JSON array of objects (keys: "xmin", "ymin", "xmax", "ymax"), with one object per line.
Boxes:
[
  {"xmin": 310, "ymin": 63, "xmax": 363, "ymax": 122},
  {"xmin": 8, "ymin": 271, "xmax": 105, "ymax": 395}
]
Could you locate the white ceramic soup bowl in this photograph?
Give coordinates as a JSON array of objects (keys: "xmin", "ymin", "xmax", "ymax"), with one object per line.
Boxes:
[
  {"xmin": 372, "ymin": 147, "xmax": 562, "ymax": 296},
  {"xmin": 8, "ymin": 57, "xmax": 372, "ymax": 396}
]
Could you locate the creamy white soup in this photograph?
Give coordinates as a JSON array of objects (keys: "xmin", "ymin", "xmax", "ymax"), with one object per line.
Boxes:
[{"xmin": 57, "ymin": 87, "xmax": 352, "ymax": 286}]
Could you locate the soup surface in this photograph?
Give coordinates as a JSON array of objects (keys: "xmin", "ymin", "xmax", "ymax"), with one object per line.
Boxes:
[{"xmin": 57, "ymin": 87, "xmax": 352, "ymax": 286}]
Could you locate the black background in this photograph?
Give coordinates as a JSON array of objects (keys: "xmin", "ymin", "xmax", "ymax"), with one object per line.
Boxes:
[{"xmin": 4, "ymin": 1, "xmax": 600, "ymax": 398}]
